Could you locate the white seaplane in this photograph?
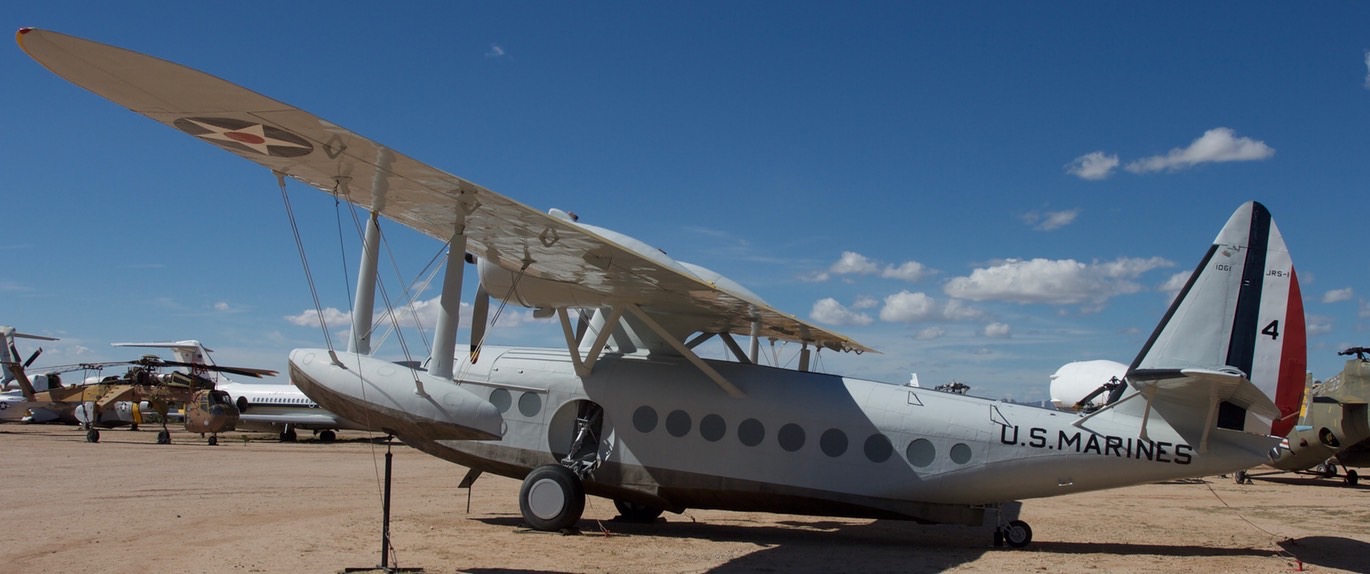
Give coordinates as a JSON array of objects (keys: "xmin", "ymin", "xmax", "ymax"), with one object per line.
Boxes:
[{"xmin": 19, "ymin": 28, "xmax": 1308, "ymax": 547}]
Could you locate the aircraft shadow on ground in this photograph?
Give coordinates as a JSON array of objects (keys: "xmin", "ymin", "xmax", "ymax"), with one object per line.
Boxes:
[
  {"xmin": 1245, "ymin": 473, "xmax": 1365, "ymax": 489},
  {"xmin": 1278, "ymin": 536, "xmax": 1370, "ymax": 572},
  {"xmin": 474, "ymin": 512, "xmax": 1341, "ymax": 574},
  {"xmin": 475, "ymin": 515, "xmax": 996, "ymax": 573}
]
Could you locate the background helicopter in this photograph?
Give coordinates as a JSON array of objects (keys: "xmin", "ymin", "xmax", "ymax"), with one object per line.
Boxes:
[{"xmin": 4, "ymin": 352, "xmax": 276, "ymax": 445}]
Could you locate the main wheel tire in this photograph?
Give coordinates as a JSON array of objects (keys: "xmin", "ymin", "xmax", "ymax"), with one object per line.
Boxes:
[
  {"xmin": 280, "ymin": 429, "xmax": 298, "ymax": 442},
  {"xmin": 613, "ymin": 499, "xmax": 664, "ymax": 523},
  {"xmin": 519, "ymin": 465, "xmax": 585, "ymax": 531},
  {"xmin": 1317, "ymin": 463, "xmax": 1337, "ymax": 478},
  {"xmin": 1003, "ymin": 520, "xmax": 1033, "ymax": 548},
  {"xmin": 207, "ymin": 435, "xmax": 218, "ymax": 446},
  {"xmin": 1346, "ymin": 469, "xmax": 1359, "ymax": 487},
  {"xmin": 157, "ymin": 430, "xmax": 170, "ymax": 445},
  {"xmin": 86, "ymin": 429, "xmax": 100, "ymax": 443},
  {"xmin": 319, "ymin": 430, "xmax": 337, "ymax": 443}
]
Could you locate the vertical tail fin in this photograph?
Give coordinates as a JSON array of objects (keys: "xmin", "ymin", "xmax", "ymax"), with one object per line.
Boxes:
[{"xmin": 1128, "ymin": 202, "xmax": 1306, "ymax": 436}]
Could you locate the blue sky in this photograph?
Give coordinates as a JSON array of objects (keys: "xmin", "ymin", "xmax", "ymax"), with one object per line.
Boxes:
[{"xmin": 6, "ymin": 3, "xmax": 1369, "ymax": 402}]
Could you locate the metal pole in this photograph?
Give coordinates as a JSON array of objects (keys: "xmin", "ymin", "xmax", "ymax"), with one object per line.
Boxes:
[{"xmin": 381, "ymin": 439, "xmax": 393, "ymax": 570}]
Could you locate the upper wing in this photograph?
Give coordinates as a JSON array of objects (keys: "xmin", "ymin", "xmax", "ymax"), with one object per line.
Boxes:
[{"xmin": 18, "ymin": 28, "xmax": 870, "ymax": 354}]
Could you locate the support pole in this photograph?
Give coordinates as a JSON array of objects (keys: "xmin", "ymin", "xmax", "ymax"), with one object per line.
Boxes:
[
  {"xmin": 381, "ymin": 438, "xmax": 393, "ymax": 570},
  {"xmin": 748, "ymin": 319, "xmax": 761, "ymax": 364},
  {"xmin": 428, "ymin": 227, "xmax": 468, "ymax": 382},
  {"xmin": 348, "ymin": 212, "xmax": 382, "ymax": 355}
]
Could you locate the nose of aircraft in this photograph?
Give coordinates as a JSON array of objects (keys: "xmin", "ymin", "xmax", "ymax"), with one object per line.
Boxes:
[{"xmin": 288, "ymin": 348, "xmax": 503, "ymax": 441}]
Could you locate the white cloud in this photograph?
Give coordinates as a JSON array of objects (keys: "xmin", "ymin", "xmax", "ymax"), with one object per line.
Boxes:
[
  {"xmin": 983, "ymin": 322, "xmax": 1011, "ymax": 338},
  {"xmin": 1323, "ymin": 288, "xmax": 1354, "ymax": 303},
  {"xmin": 1306, "ymin": 314, "xmax": 1333, "ymax": 336},
  {"xmin": 915, "ymin": 327, "xmax": 944, "ymax": 340},
  {"xmin": 881, "ymin": 261, "xmax": 932, "ymax": 282},
  {"xmin": 879, "ymin": 291, "xmax": 939, "ymax": 322},
  {"xmin": 486, "ymin": 44, "xmax": 506, "ymax": 58},
  {"xmin": 810, "ymin": 298, "xmax": 873, "ymax": 326},
  {"xmin": 944, "ymin": 257, "xmax": 1173, "ymax": 305},
  {"xmin": 1020, "ymin": 208, "xmax": 1081, "ymax": 231},
  {"xmin": 285, "ymin": 307, "xmax": 352, "ymax": 327},
  {"xmin": 1065, "ymin": 151, "xmax": 1119, "ymax": 180},
  {"xmin": 877, "ymin": 291, "xmax": 984, "ymax": 323},
  {"xmin": 852, "ymin": 295, "xmax": 879, "ymax": 310},
  {"xmin": 1364, "ymin": 50, "xmax": 1370, "ymax": 90},
  {"xmin": 831, "ymin": 251, "xmax": 880, "ymax": 275},
  {"xmin": 1125, "ymin": 128, "xmax": 1274, "ymax": 173},
  {"xmin": 827, "ymin": 251, "xmax": 932, "ymax": 282}
]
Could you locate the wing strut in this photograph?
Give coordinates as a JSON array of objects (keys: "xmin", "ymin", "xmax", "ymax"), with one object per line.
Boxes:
[
  {"xmin": 427, "ymin": 223, "xmax": 468, "ymax": 385},
  {"xmin": 348, "ymin": 212, "xmax": 381, "ymax": 355},
  {"xmin": 623, "ymin": 305, "xmax": 746, "ymax": 398},
  {"xmin": 556, "ymin": 306, "xmax": 624, "ymax": 377}
]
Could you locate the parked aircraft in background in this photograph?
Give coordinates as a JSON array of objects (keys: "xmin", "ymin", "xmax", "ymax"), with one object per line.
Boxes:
[
  {"xmin": 21, "ymin": 28, "xmax": 1309, "ymax": 548},
  {"xmin": 114, "ymin": 341, "xmax": 372, "ymax": 442},
  {"xmin": 1248, "ymin": 347, "xmax": 1370, "ymax": 486},
  {"xmin": 1048, "ymin": 360, "xmax": 1126, "ymax": 412}
]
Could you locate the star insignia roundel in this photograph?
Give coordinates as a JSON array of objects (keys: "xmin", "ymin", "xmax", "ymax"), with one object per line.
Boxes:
[{"xmin": 173, "ymin": 117, "xmax": 314, "ymax": 158}]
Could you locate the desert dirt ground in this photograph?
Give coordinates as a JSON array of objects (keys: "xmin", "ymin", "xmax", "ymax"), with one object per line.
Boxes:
[{"xmin": 2, "ymin": 424, "xmax": 1367, "ymax": 574}]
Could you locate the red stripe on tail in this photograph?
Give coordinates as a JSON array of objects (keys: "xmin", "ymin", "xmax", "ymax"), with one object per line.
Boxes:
[{"xmin": 1272, "ymin": 268, "xmax": 1307, "ymax": 437}]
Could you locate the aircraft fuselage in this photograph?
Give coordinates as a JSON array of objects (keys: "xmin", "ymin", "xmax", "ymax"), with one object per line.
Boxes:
[{"xmin": 291, "ymin": 346, "xmax": 1273, "ymax": 525}]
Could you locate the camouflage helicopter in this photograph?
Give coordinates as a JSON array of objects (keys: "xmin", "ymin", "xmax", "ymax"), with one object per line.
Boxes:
[
  {"xmin": 1247, "ymin": 346, "xmax": 1370, "ymax": 486},
  {"xmin": 3, "ymin": 351, "xmax": 276, "ymax": 445}
]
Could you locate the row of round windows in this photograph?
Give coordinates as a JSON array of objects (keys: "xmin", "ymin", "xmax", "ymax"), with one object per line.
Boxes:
[
  {"xmin": 484, "ymin": 389, "xmax": 973, "ymax": 468},
  {"xmin": 632, "ymin": 405, "xmax": 973, "ymax": 467}
]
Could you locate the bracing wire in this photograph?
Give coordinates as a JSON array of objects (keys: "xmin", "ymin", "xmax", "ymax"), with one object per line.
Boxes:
[{"xmin": 276, "ymin": 173, "xmax": 335, "ymax": 354}]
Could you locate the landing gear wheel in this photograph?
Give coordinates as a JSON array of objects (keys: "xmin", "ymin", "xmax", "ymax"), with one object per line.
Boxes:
[
  {"xmin": 208, "ymin": 435, "xmax": 218, "ymax": 446},
  {"xmin": 1001, "ymin": 520, "xmax": 1033, "ymax": 548},
  {"xmin": 613, "ymin": 499, "xmax": 664, "ymax": 523},
  {"xmin": 1233, "ymin": 470, "xmax": 1249, "ymax": 485},
  {"xmin": 1346, "ymin": 469, "xmax": 1359, "ymax": 487},
  {"xmin": 85, "ymin": 429, "xmax": 100, "ymax": 443},
  {"xmin": 280, "ymin": 429, "xmax": 298, "ymax": 442},
  {"xmin": 1317, "ymin": 462, "xmax": 1337, "ymax": 478},
  {"xmin": 519, "ymin": 465, "xmax": 585, "ymax": 531},
  {"xmin": 319, "ymin": 430, "xmax": 337, "ymax": 443},
  {"xmin": 157, "ymin": 430, "xmax": 171, "ymax": 445}
]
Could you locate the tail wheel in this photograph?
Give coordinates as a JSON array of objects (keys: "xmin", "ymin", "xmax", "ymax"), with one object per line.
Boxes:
[
  {"xmin": 85, "ymin": 429, "xmax": 100, "ymax": 443},
  {"xmin": 1002, "ymin": 520, "xmax": 1033, "ymax": 548},
  {"xmin": 208, "ymin": 435, "xmax": 218, "ymax": 446},
  {"xmin": 613, "ymin": 499, "xmax": 664, "ymax": 523},
  {"xmin": 518, "ymin": 464, "xmax": 585, "ymax": 531},
  {"xmin": 157, "ymin": 430, "xmax": 171, "ymax": 444}
]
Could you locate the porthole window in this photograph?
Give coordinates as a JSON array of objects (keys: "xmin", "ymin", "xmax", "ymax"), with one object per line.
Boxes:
[
  {"xmin": 738, "ymin": 418, "xmax": 765, "ymax": 447},
  {"xmin": 906, "ymin": 438, "xmax": 936, "ymax": 467},
  {"xmin": 864, "ymin": 434, "xmax": 893, "ymax": 463},
  {"xmin": 489, "ymin": 389, "xmax": 512, "ymax": 413},
  {"xmin": 700, "ymin": 414, "xmax": 726, "ymax": 442},
  {"xmin": 633, "ymin": 406, "xmax": 658, "ymax": 433},
  {"xmin": 517, "ymin": 392, "xmax": 542, "ymax": 417},
  {"xmin": 950, "ymin": 442, "xmax": 973, "ymax": 465},
  {"xmin": 820, "ymin": 428, "xmax": 848, "ymax": 457},
  {"xmin": 778, "ymin": 423, "xmax": 806, "ymax": 452},
  {"xmin": 666, "ymin": 410, "xmax": 692, "ymax": 438}
]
